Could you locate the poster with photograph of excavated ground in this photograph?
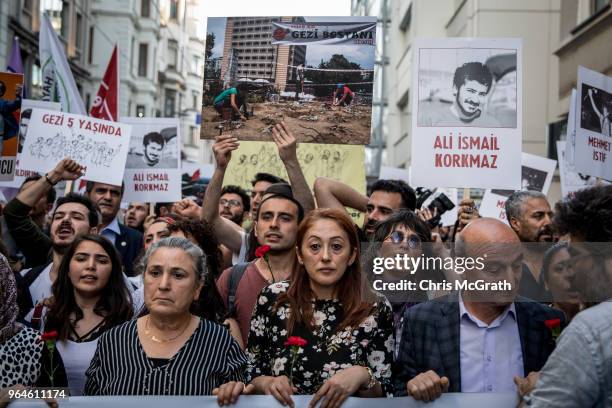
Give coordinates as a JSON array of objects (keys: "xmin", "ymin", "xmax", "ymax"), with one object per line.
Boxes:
[{"xmin": 201, "ymin": 16, "xmax": 376, "ymax": 144}]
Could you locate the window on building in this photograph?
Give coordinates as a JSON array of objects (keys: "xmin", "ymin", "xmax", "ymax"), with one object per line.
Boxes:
[
  {"xmin": 130, "ymin": 37, "xmax": 135, "ymax": 75},
  {"xmin": 592, "ymin": 0, "xmax": 608, "ymax": 13},
  {"xmin": 88, "ymin": 26, "xmax": 95, "ymax": 64},
  {"xmin": 190, "ymin": 126, "xmax": 198, "ymax": 146},
  {"xmin": 141, "ymin": 0, "xmax": 150, "ymax": 17},
  {"xmin": 21, "ymin": 0, "xmax": 34, "ymax": 29},
  {"xmin": 138, "ymin": 43, "xmax": 148, "ymax": 77},
  {"xmin": 192, "ymin": 91, "xmax": 199, "ymax": 109},
  {"xmin": 167, "ymin": 39, "xmax": 178, "ymax": 70},
  {"xmin": 165, "ymin": 89, "xmax": 176, "ymax": 117},
  {"xmin": 136, "ymin": 105, "xmax": 146, "ymax": 117},
  {"xmin": 60, "ymin": 0, "xmax": 69, "ymax": 39},
  {"xmin": 191, "ymin": 55, "xmax": 203, "ymax": 75},
  {"xmin": 75, "ymin": 13, "xmax": 84, "ymax": 52},
  {"xmin": 170, "ymin": 0, "xmax": 178, "ymax": 20}
]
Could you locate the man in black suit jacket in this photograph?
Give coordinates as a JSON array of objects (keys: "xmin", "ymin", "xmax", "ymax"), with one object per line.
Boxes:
[
  {"xmin": 394, "ymin": 218, "xmax": 564, "ymax": 401},
  {"xmin": 86, "ymin": 181, "xmax": 143, "ymax": 276}
]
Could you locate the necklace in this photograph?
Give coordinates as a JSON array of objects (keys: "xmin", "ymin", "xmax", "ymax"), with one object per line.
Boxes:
[{"xmin": 144, "ymin": 315, "xmax": 191, "ymax": 343}]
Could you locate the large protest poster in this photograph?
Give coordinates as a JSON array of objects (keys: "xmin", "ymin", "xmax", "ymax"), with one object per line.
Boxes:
[
  {"xmin": 0, "ymin": 72, "xmax": 24, "ymax": 181},
  {"xmin": 201, "ymin": 16, "xmax": 376, "ymax": 144},
  {"xmin": 410, "ymin": 38, "xmax": 522, "ymax": 189},
  {"xmin": 0, "ymin": 100, "xmax": 61, "ymax": 189},
  {"xmin": 224, "ymin": 141, "xmax": 365, "ymax": 223},
  {"xmin": 122, "ymin": 118, "xmax": 181, "ymax": 203},
  {"xmin": 575, "ymin": 66, "xmax": 612, "ymax": 180},
  {"xmin": 20, "ymin": 109, "xmax": 131, "ymax": 186},
  {"xmin": 479, "ymin": 152, "xmax": 557, "ymax": 221}
]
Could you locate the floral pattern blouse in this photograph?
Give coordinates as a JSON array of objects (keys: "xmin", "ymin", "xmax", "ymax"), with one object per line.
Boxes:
[{"xmin": 247, "ymin": 281, "xmax": 395, "ymax": 396}]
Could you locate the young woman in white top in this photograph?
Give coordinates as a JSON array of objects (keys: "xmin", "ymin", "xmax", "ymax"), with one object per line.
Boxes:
[{"xmin": 36, "ymin": 234, "xmax": 133, "ymax": 395}]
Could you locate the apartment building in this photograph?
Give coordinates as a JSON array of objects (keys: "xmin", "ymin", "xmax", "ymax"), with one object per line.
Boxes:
[
  {"xmin": 219, "ymin": 16, "xmax": 307, "ymax": 91},
  {"xmin": 0, "ymin": 0, "xmax": 94, "ymax": 99}
]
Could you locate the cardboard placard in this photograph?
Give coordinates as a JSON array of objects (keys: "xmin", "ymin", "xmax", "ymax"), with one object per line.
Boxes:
[
  {"xmin": 410, "ymin": 38, "xmax": 522, "ymax": 189},
  {"xmin": 122, "ymin": 117, "xmax": 181, "ymax": 202},
  {"xmin": 20, "ymin": 109, "xmax": 131, "ymax": 186}
]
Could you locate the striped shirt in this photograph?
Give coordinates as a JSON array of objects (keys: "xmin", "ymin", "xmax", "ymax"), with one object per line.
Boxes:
[{"xmin": 84, "ymin": 318, "xmax": 247, "ymax": 395}]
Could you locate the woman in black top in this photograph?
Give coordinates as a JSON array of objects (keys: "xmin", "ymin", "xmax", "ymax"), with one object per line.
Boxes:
[
  {"xmin": 216, "ymin": 209, "xmax": 393, "ymax": 407},
  {"xmin": 84, "ymin": 237, "xmax": 246, "ymax": 395}
]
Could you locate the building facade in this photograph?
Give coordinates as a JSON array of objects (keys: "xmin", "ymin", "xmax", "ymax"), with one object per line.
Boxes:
[
  {"xmin": 0, "ymin": 0, "xmax": 94, "ymax": 99},
  {"xmin": 219, "ymin": 16, "xmax": 307, "ymax": 91},
  {"xmin": 353, "ymin": 0, "xmax": 564, "ymax": 201},
  {"xmin": 0, "ymin": 0, "xmax": 209, "ymax": 165}
]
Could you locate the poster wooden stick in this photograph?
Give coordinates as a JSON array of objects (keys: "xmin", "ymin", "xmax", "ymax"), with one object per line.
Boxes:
[
  {"xmin": 65, "ymin": 181, "xmax": 74, "ymax": 195},
  {"xmin": 150, "ymin": 202, "xmax": 156, "ymax": 217},
  {"xmin": 463, "ymin": 188, "xmax": 470, "ymax": 200}
]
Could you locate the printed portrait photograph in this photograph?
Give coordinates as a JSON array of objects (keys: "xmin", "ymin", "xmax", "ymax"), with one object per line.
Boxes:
[
  {"xmin": 580, "ymin": 83, "xmax": 612, "ymax": 137},
  {"xmin": 126, "ymin": 126, "xmax": 179, "ymax": 169},
  {"xmin": 417, "ymin": 47, "xmax": 517, "ymax": 128}
]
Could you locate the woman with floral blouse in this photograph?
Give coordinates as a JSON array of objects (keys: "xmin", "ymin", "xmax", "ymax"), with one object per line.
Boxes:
[{"xmin": 215, "ymin": 208, "xmax": 394, "ymax": 408}]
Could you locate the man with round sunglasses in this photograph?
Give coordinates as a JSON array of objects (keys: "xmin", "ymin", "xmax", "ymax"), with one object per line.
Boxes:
[{"xmin": 520, "ymin": 185, "xmax": 612, "ymax": 407}]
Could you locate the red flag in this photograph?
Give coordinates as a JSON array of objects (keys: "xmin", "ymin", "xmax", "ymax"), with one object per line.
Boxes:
[
  {"xmin": 191, "ymin": 169, "xmax": 201, "ymax": 182},
  {"xmin": 90, "ymin": 45, "xmax": 118, "ymax": 121}
]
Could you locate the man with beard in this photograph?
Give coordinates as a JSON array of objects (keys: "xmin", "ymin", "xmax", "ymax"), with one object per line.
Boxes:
[
  {"xmin": 85, "ymin": 181, "xmax": 143, "ymax": 276},
  {"xmin": 219, "ymin": 185, "xmax": 250, "ymax": 226},
  {"xmin": 517, "ymin": 185, "xmax": 612, "ymax": 407},
  {"xmin": 216, "ymin": 182, "xmax": 304, "ymax": 346},
  {"xmin": 192, "ymin": 122, "xmax": 314, "ymax": 266},
  {"xmin": 394, "ymin": 218, "xmax": 564, "ymax": 402},
  {"xmin": 124, "ymin": 201, "xmax": 150, "ymax": 232},
  {"xmin": 314, "ymin": 177, "xmax": 417, "ymax": 240},
  {"xmin": 4, "ymin": 159, "xmax": 99, "ymax": 318},
  {"xmin": 505, "ymin": 191, "xmax": 554, "ymax": 300},
  {"xmin": 418, "ymin": 62, "xmax": 499, "ymax": 127}
]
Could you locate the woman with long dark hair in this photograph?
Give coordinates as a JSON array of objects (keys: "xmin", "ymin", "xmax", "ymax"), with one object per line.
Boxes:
[
  {"xmin": 36, "ymin": 234, "xmax": 132, "ymax": 395},
  {"xmin": 215, "ymin": 209, "xmax": 394, "ymax": 407}
]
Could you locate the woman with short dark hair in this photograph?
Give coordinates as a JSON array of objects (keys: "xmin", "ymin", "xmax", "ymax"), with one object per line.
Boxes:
[{"xmin": 84, "ymin": 237, "xmax": 246, "ymax": 395}]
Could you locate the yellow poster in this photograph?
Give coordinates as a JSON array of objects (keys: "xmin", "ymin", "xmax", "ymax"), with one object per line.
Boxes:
[{"xmin": 224, "ymin": 141, "xmax": 365, "ymax": 224}]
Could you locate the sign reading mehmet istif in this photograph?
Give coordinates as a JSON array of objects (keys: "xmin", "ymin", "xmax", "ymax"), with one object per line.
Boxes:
[{"xmin": 270, "ymin": 20, "xmax": 376, "ymax": 46}]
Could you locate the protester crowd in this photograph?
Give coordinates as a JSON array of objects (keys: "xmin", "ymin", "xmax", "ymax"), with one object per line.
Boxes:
[{"xmin": 0, "ymin": 121, "xmax": 611, "ymax": 408}]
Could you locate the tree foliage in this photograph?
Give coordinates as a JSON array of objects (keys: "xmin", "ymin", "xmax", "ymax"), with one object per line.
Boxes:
[{"xmin": 304, "ymin": 54, "xmax": 373, "ymax": 98}]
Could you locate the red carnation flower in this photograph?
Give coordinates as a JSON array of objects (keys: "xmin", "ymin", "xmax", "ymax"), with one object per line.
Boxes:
[
  {"xmin": 284, "ymin": 336, "xmax": 308, "ymax": 348},
  {"xmin": 544, "ymin": 319, "xmax": 561, "ymax": 330},
  {"xmin": 40, "ymin": 330, "xmax": 58, "ymax": 341},
  {"xmin": 255, "ymin": 245, "xmax": 271, "ymax": 258}
]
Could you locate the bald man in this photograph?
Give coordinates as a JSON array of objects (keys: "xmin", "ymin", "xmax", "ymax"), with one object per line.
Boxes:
[{"xmin": 393, "ymin": 218, "xmax": 565, "ymax": 402}]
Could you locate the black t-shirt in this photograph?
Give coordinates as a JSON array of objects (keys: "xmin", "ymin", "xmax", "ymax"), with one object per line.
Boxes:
[{"xmin": 518, "ymin": 263, "xmax": 550, "ymax": 301}]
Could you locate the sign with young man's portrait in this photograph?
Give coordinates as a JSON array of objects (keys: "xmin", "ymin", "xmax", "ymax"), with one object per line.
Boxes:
[
  {"xmin": 410, "ymin": 38, "xmax": 522, "ymax": 189},
  {"xmin": 122, "ymin": 117, "xmax": 181, "ymax": 202}
]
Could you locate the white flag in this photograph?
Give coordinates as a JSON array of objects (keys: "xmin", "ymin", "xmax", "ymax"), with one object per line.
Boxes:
[{"xmin": 39, "ymin": 13, "xmax": 86, "ymax": 114}]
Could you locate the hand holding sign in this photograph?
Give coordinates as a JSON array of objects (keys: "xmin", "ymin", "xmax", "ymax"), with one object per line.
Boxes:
[
  {"xmin": 213, "ymin": 134, "xmax": 240, "ymax": 170},
  {"xmin": 272, "ymin": 122, "xmax": 298, "ymax": 163},
  {"xmin": 46, "ymin": 158, "xmax": 86, "ymax": 184}
]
